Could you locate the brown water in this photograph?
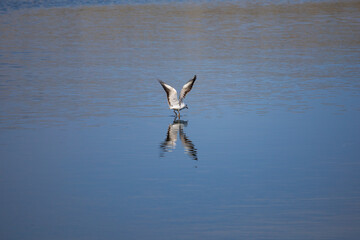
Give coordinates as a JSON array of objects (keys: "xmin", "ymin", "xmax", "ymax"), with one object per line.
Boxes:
[{"xmin": 1, "ymin": 1, "xmax": 360, "ymax": 239}]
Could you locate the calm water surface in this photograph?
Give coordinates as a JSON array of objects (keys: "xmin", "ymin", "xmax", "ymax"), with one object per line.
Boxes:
[{"xmin": 1, "ymin": 0, "xmax": 360, "ymax": 239}]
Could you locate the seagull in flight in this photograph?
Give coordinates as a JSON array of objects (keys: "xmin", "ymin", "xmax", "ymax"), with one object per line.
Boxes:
[{"xmin": 158, "ymin": 75, "xmax": 197, "ymax": 119}]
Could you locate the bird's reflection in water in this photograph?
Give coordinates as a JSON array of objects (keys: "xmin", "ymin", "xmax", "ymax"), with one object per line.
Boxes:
[{"xmin": 160, "ymin": 119, "xmax": 198, "ymax": 161}]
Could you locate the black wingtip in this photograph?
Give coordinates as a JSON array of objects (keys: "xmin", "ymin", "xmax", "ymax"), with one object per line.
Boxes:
[{"xmin": 193, "ymin": 75, "xmax": 197, "ymax": 80}]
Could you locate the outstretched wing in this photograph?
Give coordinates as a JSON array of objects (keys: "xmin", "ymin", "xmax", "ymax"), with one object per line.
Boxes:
[
  {"xmin": 158, "ymin": 80, "xmax": 179, "ymax": 108},
  {"xmin": 179, "ymin": 75, "xmax": 197, "ymax": 103}
]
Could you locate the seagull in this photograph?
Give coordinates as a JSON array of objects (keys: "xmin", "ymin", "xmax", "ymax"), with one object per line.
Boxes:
[{"xmin": 158, "ymin": 75, "xmax": 197, "ymax": 119}]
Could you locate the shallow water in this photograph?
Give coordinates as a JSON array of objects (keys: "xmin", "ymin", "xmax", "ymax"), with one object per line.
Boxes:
[{"xmin": 1, "ymin": 1, "xmax": 360, "ymax": 239}]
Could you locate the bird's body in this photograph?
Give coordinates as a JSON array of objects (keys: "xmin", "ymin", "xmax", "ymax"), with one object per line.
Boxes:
[
  {"xmin": 168, "ymin": 102, "xmax": 187, "ymax": 111},
  {"xmin": 158, "ymin": 75, "xmax": 197, "ymax": 118}
]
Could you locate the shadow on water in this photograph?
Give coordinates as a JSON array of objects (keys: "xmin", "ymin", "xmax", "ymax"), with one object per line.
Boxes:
[{"xmin": 159, "ymin": 118, "xmax": 198, "ymax": 161}]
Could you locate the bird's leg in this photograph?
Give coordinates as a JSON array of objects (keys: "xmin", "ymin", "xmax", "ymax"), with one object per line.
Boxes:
[{"xmin": 178, "ymin": 110, "xmax": 180, "ymax": 119}]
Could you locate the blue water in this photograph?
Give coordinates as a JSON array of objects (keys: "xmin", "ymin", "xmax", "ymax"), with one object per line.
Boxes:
[{"xmin": 1, "ymin": 1, "xmax": 360, "ymax": 239}]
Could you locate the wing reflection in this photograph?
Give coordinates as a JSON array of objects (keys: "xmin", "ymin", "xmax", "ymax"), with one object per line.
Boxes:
[{"xmin": 160, "ymin": 119, "xmax": 198, "ymax": 161}]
